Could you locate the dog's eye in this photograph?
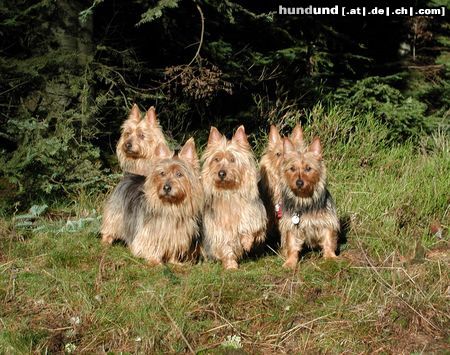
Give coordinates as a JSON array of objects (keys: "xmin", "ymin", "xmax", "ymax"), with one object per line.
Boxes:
[
  {"xmin": 304, "ymin": 166, "xmax": 312, "ymax": 172},
  {"xmin": 213, "ymin": 157, "xmax": 220, "ymax": 163},
  {"xmin": 138, "ymin": 133, "xmax": 145, "ymax": 139},
  {"xmin": 176, "ymin": 171, "xmax": 183, "ymax": 178},
  {"xmin": 290, "ymin": 166, "xmax": 296, "ymax": 172},
  {"xmin": 230, "ymin": 157, "xmax": 235, "ymax": 163},
  {"xmin": 124, "ymin": 132, "xmax": 130, "ymax": 137},
  {"xmin": 160, "ymin": 171, "xmax": 166, "ymax": 176},
  {"xmin": 276, "ymin": 152, "xmax": 282, "ymax": 157}
]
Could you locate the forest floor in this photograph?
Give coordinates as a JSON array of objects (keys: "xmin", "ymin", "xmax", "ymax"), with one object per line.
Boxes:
[{"xmin": 1, "ymin": 133, "xmax": 449, "ymax": 353}]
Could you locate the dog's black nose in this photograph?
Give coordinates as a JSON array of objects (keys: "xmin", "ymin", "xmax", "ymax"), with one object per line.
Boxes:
[
  {"xmin": 125, "ymin": 141, "xmax": 132, "ymax": 149},
  {"xmin": 163, "ymin": 183, "xmax": 171, "ymax": 193},
  {"xmin": 296, "ymin": 179, "xmax": 304, "ymax": 188},
  {"xmin": 218, "ymin": 170, "xmax": 226, "ymax": 179}
]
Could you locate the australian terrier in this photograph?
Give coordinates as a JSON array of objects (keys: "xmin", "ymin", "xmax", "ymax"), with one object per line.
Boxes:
[
  {"xmin": 279, "ymin": 136, "xmax": 339, "ymax": 269},
  {"xmin": 116, "ymin": 104, "xmax": 167, "ymax": 176},
  {"xmin": 101, "ymin": 138, "xmax": 203, "ymax": 265},
  {"xmin": 259, "ymin": 124, "xmax": 305, "ymax": 246},
  {"xmin": 201, "ymin": 126, "xmax": 267, "ymax": 269}
]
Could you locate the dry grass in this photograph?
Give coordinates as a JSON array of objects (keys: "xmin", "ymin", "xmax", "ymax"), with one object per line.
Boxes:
[{"xmin": 1, "ymin": 115, "xmax": 449, "ymax": 353}]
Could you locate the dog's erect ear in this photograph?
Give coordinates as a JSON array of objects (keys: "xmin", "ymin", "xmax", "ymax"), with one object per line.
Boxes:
[
  {"xmin": 145, "ymin": 106, "xmax": 158, "ymax": 127},
  {"xmin": 290, "ymin": 124, "xmax": 304, "ymax": 147},
  {"xmin": 128, "ymin": 104, "xmax": 141, "ymax": 123},
  {"xmin": 154, "ymin": 142, "xmax": 173, "ymax": 159},
  {"xmin": 179, "ymin": 137, "xmax": 199, "ymax": 168},
  {"xmin": 309, "ymin": 137, "xmax": 322, "ymax": 159},
  {"xmin": 283, "ymin": 137, "xmax": 296, "ymax": 155},
  {"xmin": 268, "ymin": 125, "xmax": 282, "ymax": 146},
  {"xmin": 232, "ymin": 125, "xmax": 250, "ymax": 147},
  {"xmin": 208, "ymin": 126, "xmax": 223, "ymax": 145}
]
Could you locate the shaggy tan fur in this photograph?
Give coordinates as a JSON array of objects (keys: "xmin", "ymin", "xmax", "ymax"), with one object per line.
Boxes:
[
  {"xmin": 116, "ymin": 104, "xmax": 167, "ymax": 176},
  {"xmin": 259, "ymin": 124, "xmax": 305, "ymax": 244},
  {"xmin": 102, "ymin": 138, "xmax": 203, "ymax": 265},
  {"xmin": 260, "ymin": 125, "xmax": 284, "ymax": 217},
  {"xmin": 201, "ymin": 126, "xmax": 267, "ymax": 269}
]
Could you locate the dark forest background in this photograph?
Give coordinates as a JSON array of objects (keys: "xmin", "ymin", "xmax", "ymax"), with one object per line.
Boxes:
[
  {"xmin": 1, "ymin": 0, "xmax": 449, "ymax": 205},
  {"xmin": 1, "ymin": 2, "xmax": 449, "ymax": 353}
]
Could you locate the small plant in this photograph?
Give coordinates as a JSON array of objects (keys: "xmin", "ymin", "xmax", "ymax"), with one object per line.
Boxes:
[
  {"xmin": 64, "ymin": 343, "xmax": 76, "ymax": 354},
  {"xmin": 221, "ymin": 335, "xmax": 243, "ymax": 349},
  {"xmin": 14, "ymin": 204, "xmax": 48, "ymax": 230},
  {"xmin": 60, "ymin": 213, "xmax": 101, "ymax": 233},
  {"xmin": 14, "ymin": 205, "xmax": 101, "ymax": 234}
]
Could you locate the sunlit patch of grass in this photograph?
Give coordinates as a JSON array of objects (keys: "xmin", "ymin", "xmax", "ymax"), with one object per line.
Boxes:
[{"xmin": 1, "ymin": 110, "xmax": 449, "ymax": 353}]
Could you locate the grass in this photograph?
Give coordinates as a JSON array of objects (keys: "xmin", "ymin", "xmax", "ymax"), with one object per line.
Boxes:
[{"xmin": 1, "ymin": 110, "xmax": 449, "ymax": 353}]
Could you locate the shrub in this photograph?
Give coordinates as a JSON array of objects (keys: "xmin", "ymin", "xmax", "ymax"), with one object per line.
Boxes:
[
  {"xmin": 0, "ymin": 108, "xmax": 106, "ymax": 202},
  {"xmin": 334, "ymin": 76, "xmax": 430, "ymax": 142}
]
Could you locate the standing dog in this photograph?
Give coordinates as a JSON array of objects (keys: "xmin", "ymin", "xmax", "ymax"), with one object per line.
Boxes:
[{"xmin": 279, "ymin": 137, "xmax": 339, "ymax": 269}]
